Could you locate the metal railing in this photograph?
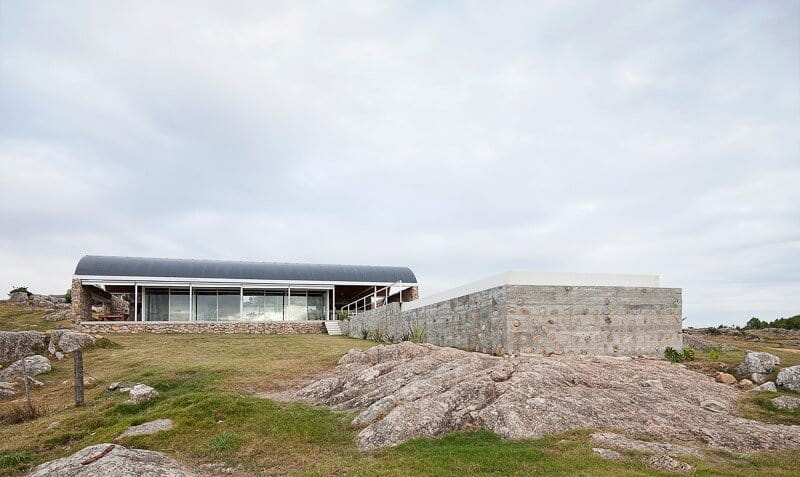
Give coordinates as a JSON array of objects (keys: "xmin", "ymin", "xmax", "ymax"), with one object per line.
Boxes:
[{"xmin": 341, "ymin": 281, "xmax": 403, "ymax": 317}]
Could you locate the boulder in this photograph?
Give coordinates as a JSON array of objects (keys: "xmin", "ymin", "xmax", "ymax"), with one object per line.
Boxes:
[
  {"xmin": 776, "ymin": 365, "xmax": 800, "ymax": 392},
  {"xmin": 8, "ymin": 291, "xmax": 29, "ymax": 303},
  {"xmin": 714, "ymin": 372, "xmax": 737, "ymax": 385},
  {"xmin": 116, "ymin": 419, "xmax": 174, "ymax": 440},
  {"xmin": 25, "ymin": 443, "xmax": 197, "ymax": 476},
  {"xmin": 287, "ymin": 342, "xmax": 800, "ymax": 452},
  {"xmin": 62, "ymin": 376, "xmax": 97, "ymax": 388},
  {"xmin": 48, "ymin": 329, "xmax": 96, "ymax": 354},
  {"xmin": 125, "ymin": 384, "xmax": 158, "ymax": 404},
  {"xmin": 0, "ymin": 381, "xmax": 16, "ymax": 399},
  {"xmin": 590, "ymin": 432, "xmax": 701, "ymax": 456},
  {"xmin": 0, "ymin": 331, "xmax": 48, "ymax": 362},
  {"xmin": 642, "ymin": 454, "xmax": 692, "ymax": 474},
  {"xmin": 736, "ymin": 379, "xmax": 754, "ymax": 390},
  {"xmin": 771, "ymin": 396, "xmax": 800, "ymax": 411},
  {"xmin": 752, "ymin": 382, "xmax": 777, "ymax": 392},
  {"xmin": 108, "ymin": 381, "xmax": 137, "ymax": 392},
  {"xmin": 43, "ymin": 309, "xmax": 77, "ymax": 322},
  {"xmin": 734, "ymin": 351, "xmax": 780, "ymax": 383},
  {"xmin": 0, "ymin": 355, "xmax": 51, "ymax": 381}
]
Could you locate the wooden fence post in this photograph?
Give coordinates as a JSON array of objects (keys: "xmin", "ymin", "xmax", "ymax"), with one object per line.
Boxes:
[{"xmin": 74, "ymin": 349, "xmax": 84, "ymax": 407}]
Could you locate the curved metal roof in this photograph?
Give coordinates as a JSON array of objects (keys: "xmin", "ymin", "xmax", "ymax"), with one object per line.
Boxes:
[{"xmin": 74, "ymin": 255, "xmax": 417, "ymax": 284}]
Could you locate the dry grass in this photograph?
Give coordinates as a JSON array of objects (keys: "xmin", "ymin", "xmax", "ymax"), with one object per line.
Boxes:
[{"xmin": 0, "ymin": 302, "xmax": 72, "ymax": 332}]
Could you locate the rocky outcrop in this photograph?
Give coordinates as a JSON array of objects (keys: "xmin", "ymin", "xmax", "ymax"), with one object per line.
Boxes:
[
  {"xmin": 752, "ymin": 381, "xmax": 777, "ymax": 392},
  {"xmin": 771, "ymin": 396, "xmax": 800, "ymax": 411},
  {"xmin": 117, "ymin": 419, "xmax": 174, "ymax": 440},
  {"xmin": 0, "ymin": 355, "xmax": 51, "ymax": 381},
  {"xmin": 776, "ymin": 365, "xmax": 800, "ymax": 392},
  {"xmin": 0, "ymin": 331, "xmax": 48, "ymax": 362},
  {"xmin": 7, "ymin": 291, "xmax": 68, "ymax": 309},
  {"xmin": 112, "ymin": 383, "xmax": 159, "ymax": 404},
  {"xmin": 734, "ymin": 350, "xmax": 780, "ymax": 384},
  {"xmin": 682, "ymin": 333, "xmax": 736, "ymax": 351},
  {"xmin": 289, "ymin": 342, "xmax": 800, "ymax": 452},
  {"xmin": 48, "ymin": 329, "xmax": 96, "ymax": 354},
  {"xmin": 26, "ymin": 443, "xmax": 197, "ymax": 476}
]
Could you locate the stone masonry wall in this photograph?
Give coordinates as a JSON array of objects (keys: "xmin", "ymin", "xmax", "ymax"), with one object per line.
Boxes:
[
  {"xmin": 504, "ymin": 285, "xmax": 682, "ymax": 357},
  {"xmin": 70, "ymin": 278, "xmax": 92, "ymax": 322},
  {"xmin": 347, "ymin": 285, "xmax": 682, "ymax": 357},
  {"xmin": 75, "ymin": 321, "xmax": 326, "ymax": 334}
]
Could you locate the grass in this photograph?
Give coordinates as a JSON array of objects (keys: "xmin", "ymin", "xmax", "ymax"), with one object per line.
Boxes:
[
  {"xmin": 1, "ymin": 302, "xmax": 799, "ymax": 476},
  {"xmin": 0, "ymin": 302, "xmax": 73, "ymax": 331}
]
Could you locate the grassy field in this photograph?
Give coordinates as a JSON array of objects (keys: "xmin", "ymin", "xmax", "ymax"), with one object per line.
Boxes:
[{"xmin": 1, "ymin": 302, "xmax": 799, "ymax": 476}]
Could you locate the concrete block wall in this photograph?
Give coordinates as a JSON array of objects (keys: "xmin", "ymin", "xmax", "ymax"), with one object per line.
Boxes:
[{"xmin": 347, "ymin": 285, "xmax": 682, "ymax": 357}]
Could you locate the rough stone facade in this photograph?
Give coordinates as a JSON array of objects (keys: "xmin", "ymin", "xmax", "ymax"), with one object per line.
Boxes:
[
  {"xmin": 70, "ymin": 278, "xmax": 92, "ymax": 322},
  {"xmin": 347, "ymin": 285, "xmax": 683, "ymax": 357},
  {"xmin": 75, "ymin": 320, "xmax": 326, "ymax": 334}
]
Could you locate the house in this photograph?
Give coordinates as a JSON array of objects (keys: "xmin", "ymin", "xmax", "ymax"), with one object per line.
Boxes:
[{"xmin": 71, "ymin": 255, "xmax": 418, "ymax": 332}]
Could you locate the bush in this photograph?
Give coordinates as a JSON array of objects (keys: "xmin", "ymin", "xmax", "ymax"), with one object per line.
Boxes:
[
  {"xmin": 408, "ymin": 322, "xmax": 427, "ymax": 343},
  {"xmin": 336, "ymin": 310, "xmax": 350, "ymax": 320},
  {"xmin": 64, "ymin": 289, "xmax": 72, "ymax": 304},
  {"xmin": 682, "ymin": 348, "xmax": 695, "ymax": 361},
  {"xmin": 663, "ymin": 347, "xmax": 683, "ymax": 363},
  {"xmin": 8, "ymin": 286, "xmax": 30, "ymax": 297},
  {"xmin": 368, "ymin": 324, "xmax": 388, "ymax": 343}
]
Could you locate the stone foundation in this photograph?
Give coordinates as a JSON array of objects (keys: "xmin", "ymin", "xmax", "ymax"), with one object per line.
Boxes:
[
  {"xmin": 347, "ymin": 285, "xmax": 683, "ymax": 357},
  {"xmin": 75, "ymin": 320, "xmax": 326, "ymax": 334}
]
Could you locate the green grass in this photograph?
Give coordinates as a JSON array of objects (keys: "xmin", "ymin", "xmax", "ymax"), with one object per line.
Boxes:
[
  {"xmin": 0, "ymin": 302, "xmax": 72, "ymax": 331},
  {"xmin": 1, "ymin": 303, "xmax": 799, "ymax": 476}
]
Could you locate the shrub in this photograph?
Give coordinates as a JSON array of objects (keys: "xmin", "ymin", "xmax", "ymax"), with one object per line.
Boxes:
[
  {"xmin": 64, "ymin": 289, "xmax": 72, "ymax": 304},
  {"xmin": 8, "ymin": 286, "xmax": 30, "ymax": 297},
  {"xmin": 663, "ymin": 347, "xmax": 683, "ymax": 363},
  {"xmin": 708, "ymin": 349, "xmax": 720, "ymax": 361},
  {"xmin": 368, "ymin": 323, "xmax": 388, "ymax": 343},
  {"xmin": 0, "ymin": 402, "xmax": 45, "ymax": 425},
  {"xmin": 359, "ymin": 325, "xmax": 368, "ymax": 340},
  {"xmin": 682, "ymin": 348, "xmax": 695, "ymax": 361},
  {"xmin": 408, "ymin": 322, "xmax": 427, "ymax": 343},
  {"xmin": 336, "ymin": 310, "xmax": 350, "ymax": 320}
]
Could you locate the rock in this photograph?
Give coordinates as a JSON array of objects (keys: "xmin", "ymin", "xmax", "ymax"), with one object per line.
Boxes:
[
  {"xmin": 734, "ymin": 351, "xmax": 780, "ymax": 380},
  {"xmin": 116, "ymin": 419, "xmax": 174, "ymax": 440},
  {"xmin": 752, "ymin": 381, "xmax": 777, "ymax": 392},
  {"xmin": 26, "ymin": 443, "xmax": 197, "ymax": 476},
  {"xmin": 0, "ymin": 382, "xmax": 16, "ymax": 399},
  {"xmin": 125, "ymin": 384, "xmax": 158, "ymax": 404},
  {"xmin": 590, "ymin": 432, "xmax": 701, "ymax": 456},
  {"xmin": 771, "ymin": 396, "xmax": 800, "ymax": 411},
  {"xmin": 63, "ymin": 376, "xmax": 97, "ymax": 388},
  {"xmin": 47, "ymin": 421, "xmax": 60, "ymax": 430},
  {"xmin": 48, "ymin": 329, "xmax": 96, "ymax": 354},
  {"xmin": 714, "ymin": 372, "xmax": 737, "ymax": 385},
  {"xmin": 108, "ymin": 381, "xmax": 136, "ymax": 392},
  {"xmin": 25, "ymin": 376, "xmax": 44, "ymax": 387},
  {"xmin": 642, "ymin": 454, "xmax": 693, "ymax": 474},
  {"xmin": 592, "ymin": 447, "xmax": 623, "ymax": 460},
  {"xmin": 737, "ymin": 379, "xmax": 754, "ymax": 390},
  {"xmin": 776, "ymin": 365, "xmax": 800, "ymax": 392},
  {"xmin": 0, "ymin": 331, "xmax": 48, "ymax": 362},
  {"xmin": 639, "ymin": 379, "xmax": 664, "ymax": 390},
  {"xmin": 43, "ymin": 309, "xmax": 77, "ymax": 322},
  {"xmin": 700, "ymin": 399, "xmax": 728, "ymax": 413},
  {"xmin": 288, "ymin": 342, "xmax": 800, "ymax": 452},
  {"xmin": 0, "ymin": 355, "xmax": 51, "ymax": 381},
  {"xmin": 8, "ymin": 291, "xmax": 29, "ymax": 303},
  {"xmin": 55, "ymin": 352, "xmax": 64, "ymax": 361}
]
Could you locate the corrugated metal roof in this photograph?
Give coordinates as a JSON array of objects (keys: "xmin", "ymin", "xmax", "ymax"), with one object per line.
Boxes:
[{"xmin": 74, "ymin": 255, "xmax": 417, "ymax": 284}]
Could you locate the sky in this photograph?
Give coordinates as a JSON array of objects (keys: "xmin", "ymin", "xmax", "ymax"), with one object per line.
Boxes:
[{"xmin": 0, "ymin": 1, "xmax": 798, "ymax": 327}]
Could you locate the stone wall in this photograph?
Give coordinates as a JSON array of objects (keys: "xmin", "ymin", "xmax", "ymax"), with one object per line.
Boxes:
[
  {"xmin": 71, "ymin": 278, "xmax": 92, "ymax": 322},
  {"xmin": 347, "ymin": 285, "xmax": 682, "ymax": 357},
  {"xmin": 75, "ymin": 320, "xmax": 326, "ymax": 334}
]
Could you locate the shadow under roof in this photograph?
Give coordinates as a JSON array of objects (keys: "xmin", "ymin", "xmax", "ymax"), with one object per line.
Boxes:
[{"xmin": 74, "ymin": 255, "xmax": 417, "ymax": 284}]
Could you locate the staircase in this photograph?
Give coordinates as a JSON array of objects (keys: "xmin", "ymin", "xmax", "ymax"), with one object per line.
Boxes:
[{"xmin": 324, "ymin": 320, "xmax": 343, "ymax": 336}]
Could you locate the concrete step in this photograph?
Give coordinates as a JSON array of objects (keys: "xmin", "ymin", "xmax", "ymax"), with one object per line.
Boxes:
[{"xmin": 324, "ymin": 321, "xmax": 343, "ymax": 336}]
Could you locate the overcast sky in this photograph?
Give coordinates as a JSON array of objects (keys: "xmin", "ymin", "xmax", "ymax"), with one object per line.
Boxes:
[{"xmin": 1, "ymin": 1, "xmax": 798, "ymax": 327}]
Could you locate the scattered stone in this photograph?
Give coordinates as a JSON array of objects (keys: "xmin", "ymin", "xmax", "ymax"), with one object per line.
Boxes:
[
  {"xmin": 25, "ymin": 443, "xmax": 197, "ymax": 476},
  {"xmin": 592, "ymin": 447, "xmax": 623, "ymax": 460},
  {"xmin": 116, "ymin": 419, "xmax": 174, "ymax": 440},
  {"xmin": 590, "ymin": 432, "xmax": 701, "ymax": 457},
  {"xmin": 47, "ymin": 421, "xmax": 60, "ymax": 430},
  {"xmin": 108, "ymin": 381, "xmax": 136, "ymax": 392},
  {"xmin": 62, "ymin": 376, "xmax": 97, "ymax": 388},
  {"xmin": 714, "ymin": 372, "xmax": 737, "ymax": 385},
  {"xmin": 737, "ymin": 379, "xmax": 754, "ymax": 390},
  {"xmin": 125, "ymin": 384, "xmax": 158, "ymax": 404},
  {"xmin": 55, "ymin": 351, "xmax": 64, "ymax": 361},
  {"xmin": 0, "ymin": 381, "xmax": 16, "ymax": 399},
  {"xmin": 771, "ymin": 396, "xmax": 800, "ymax": 411},
  {"xmin": 776, "ymin": 365, "xmax": 800, "ymax": 392},
  {"xmin": 734, "ymin": 351, "xmax": 780, "ymax": 384},
  {"xmin": 288, "ymin": 342, "xmax": 800, "ymax": 452},
  {"xmin": 752, "ymin": 382, "xmax": 777, "ymax": 392},
  {"xmin": 0, "ymin": 331, "xmax": 48, "ymax": 362},
  {"xmin": 43, "ymin": 309, "xmax": 77, "ymax": 322},
  {"xmin": 642, "ymin": 454, "xmax": 693, "ymax": 474},
  {"xmin": 640, "ymin": 379, "xmax": 664, "ymax": 390},
  {"xmin": 48, "ymin": 329, "xmax": 96, "ymax": 355},
  {"xmin": 0, "ymin": 355, "xmax": 51, "ymax": 381}
]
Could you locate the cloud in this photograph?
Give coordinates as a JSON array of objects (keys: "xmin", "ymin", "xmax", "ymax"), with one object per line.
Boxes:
[{"xmin": 0, "ymin": 0, "xmax": 797, "ymax": 326}]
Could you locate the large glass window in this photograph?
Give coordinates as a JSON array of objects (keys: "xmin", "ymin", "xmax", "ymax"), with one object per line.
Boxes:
[
  {"xmin": 286, "ymin": 291, "xmax": 307, "ymax": 321},
  {"xmin": 265, "ymin": 292, "xmax": 284, "ymax": 320},
  {"xmin": 307, "ymin": 292, "xmax": 327, "ymax": 320},
  {"xmin": 195, "ymin": 290, "xmax": 217, "ymax": 321},
  {"xmin": 145, "ymin": 288, "xmax": 169, "ymax": 321},
  {"xmin": 243, "ymin": 290, "xmax": 266, "ymax": 321},
  {"xmin": 170, "ymin": 289, "xmax": 190, "ymax": 321},
  {"xmin": 218, "ymin": 290, "xmax": 240, "ymax": 321}
]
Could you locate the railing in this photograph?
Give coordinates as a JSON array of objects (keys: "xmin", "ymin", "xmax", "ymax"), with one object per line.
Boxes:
[{"xmin": 341, "ymin": 281, "xmax": 404, "ymax": 317}]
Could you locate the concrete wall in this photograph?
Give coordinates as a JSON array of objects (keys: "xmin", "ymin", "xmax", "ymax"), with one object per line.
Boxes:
[
  {"xmin": 75, "ymin": 320, "xmax": 326, "ymax": 334},
  {"xmin": 347, "ymin": 285, "xmax": 682, "ymax": 357}
]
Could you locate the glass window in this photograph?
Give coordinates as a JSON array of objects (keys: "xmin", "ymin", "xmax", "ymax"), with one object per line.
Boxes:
[
  {"xmin": 265, "ymin": 292, "xmax": 284, "ymax": 321},
  {"xmin": 218, "ymin": 289, "xmax": 240, "ymax": 321},
  {"xmin": 243, "ymin": 290, "xmax": 266, "ymax": 321},
  {"xmin": 170, "ymin": 289, "xmax": 190, "ymax": 321},
  {"xmin": 145, "ymin": 288, "xmax": 169, "ymax": 322},
  {"xmin": 307, "ymin": 292, "xmax": 326, "ymax": 320},
  {"xmin": 286, "ymin": 291, "xmax": 307, "ymax": 321},
  {"xmin": 195, "ymin": 289, "xmax": 217, "ymax": 321}
]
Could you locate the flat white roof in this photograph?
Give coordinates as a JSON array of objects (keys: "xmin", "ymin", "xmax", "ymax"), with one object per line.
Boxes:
[{"xmin": 404, "ymin": 271, "xmax": 660, "ymax": 311}]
